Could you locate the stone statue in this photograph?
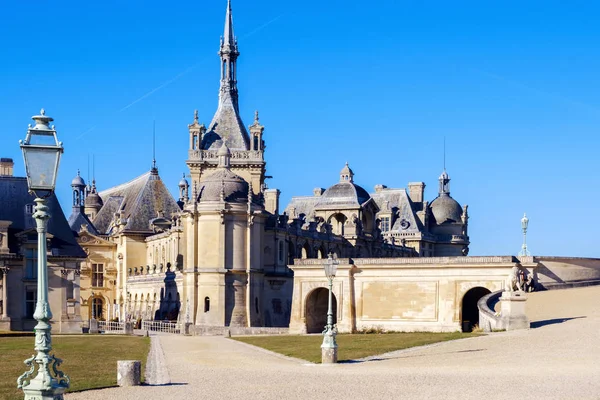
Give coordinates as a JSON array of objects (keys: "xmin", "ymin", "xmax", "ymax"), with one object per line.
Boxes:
[{"xmin": 505, "ymin": 266, "xmax": 523, "ymax": 292}]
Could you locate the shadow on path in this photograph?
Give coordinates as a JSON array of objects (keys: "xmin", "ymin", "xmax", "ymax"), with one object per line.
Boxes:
[
  {"xmin": 143, "ymin": 383, "xmax": 188, "ymax": 387},
  {"xmin": 530, "ymin": 316, "xmax": 585, "ymax": 329},
  {"xmin": 341, "ymin": 348, "xmax": 487, "ymax": 364}
]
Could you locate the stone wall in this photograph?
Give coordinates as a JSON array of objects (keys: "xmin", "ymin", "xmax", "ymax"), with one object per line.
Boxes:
[{"xmin": 535, "ymin": 257, "xmax": 600, "ymax": 289}]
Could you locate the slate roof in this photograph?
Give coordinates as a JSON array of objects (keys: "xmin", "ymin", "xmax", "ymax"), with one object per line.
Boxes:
[
  {"xmin": 198, "ymin": 168, "xmax": 249, "ymax": 203},
  {"xmin": 315, "ymin": 182, "xmax": 371, "ymax": 210},
  {"xmin": 94, "ymin": 171, "xmax": 181, "ymax": 235},
  {"xmin": 68, "ymin": 209, "xmax": 99, "ymax": 236},
  {"xmin": 0, "ymin": 176, "xmax": 86, "ymax": 258},
  {"xmin": 430, "ymin": 194, "xmax": 463, "ymax": 225},
  {"xmin": 201, "ymin": 94, "xmax": 250, "ymax": 151},
  {"xmin": 284, "ymin": 186, "xmax": 422, "ymax": 233},
  {"xmin": 371, "ymin": 188, "xmax": 422, "ymax": 233},
  {"xmin": 283, "ymin": 196, "xmax": 320, "ymax": 219}
]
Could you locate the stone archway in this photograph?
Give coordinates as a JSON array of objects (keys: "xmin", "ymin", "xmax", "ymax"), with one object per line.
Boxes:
[
  {"xmin": 461, "ymin": 286, "xmax": 491, "ymax": 332},
  {"xmin": 305, "ymin": 288, "xmax": 337, "ymax": 333}
]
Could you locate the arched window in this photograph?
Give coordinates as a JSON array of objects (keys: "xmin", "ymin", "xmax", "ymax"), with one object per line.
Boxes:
[{"xmin": 204, "ymin": 297, "xmax": 210, "ymax": 313}]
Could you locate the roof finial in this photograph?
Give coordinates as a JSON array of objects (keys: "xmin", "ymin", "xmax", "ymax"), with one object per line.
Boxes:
[
  {"xmin": 40, "ymin": 108, "xmax": 45, "ymax": 116},
  {"xmin": 151, "ymin": 120, "xmax": 158, "ymax": 174},
  {"xmin": 254, "ymin": 110, "xmax": 259, "ymax": 123},
  {"xmin": 443, "ymin": 136, "xmax": 446, "ymax": 171},
  {"xmin": 194, "ymin": 109, "xmax": 199, "ymax": 124}
]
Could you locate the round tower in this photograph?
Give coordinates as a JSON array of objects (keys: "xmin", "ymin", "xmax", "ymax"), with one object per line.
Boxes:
[{"xmin": 71, "ymin": 170, "xmax": 86, "ymax": 213}]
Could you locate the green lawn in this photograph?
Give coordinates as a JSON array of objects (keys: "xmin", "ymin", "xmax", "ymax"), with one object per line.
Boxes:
[
  {"xmin": 0, "ymin": 335, "xmax": 150, "ymax": 400},
  {"xmin": 233, "ymin": 332, "xmax": 480, "ymax": 363}
]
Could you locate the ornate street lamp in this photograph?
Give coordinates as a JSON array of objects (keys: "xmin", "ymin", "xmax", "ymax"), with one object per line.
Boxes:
[
  {"xmin": 321, "ymin": 253, "xmax": 339, "ymax": 364},
  {"xmin": 17, "ymin": 109, "xmax": 69, "ymax": 400},
  {"xmin": 519, "ymin": 213, "xmax": 530, "ymax": 256}
]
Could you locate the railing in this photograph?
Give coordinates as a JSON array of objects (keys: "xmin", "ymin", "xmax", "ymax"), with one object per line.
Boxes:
[
  {"xmin": 141, "ymin": 320, "xmax": 181, "ymax": 334},
  {"xmin": 97, "ymin": 320, "xmax": 125, "ymax": 333},
  {"xmin": 188, "ymin": 149, "xmax": 264, "ymax": 162},
  {"xmin": 477, "ymin": 290, "xmax": 504, "ymax": 332}
]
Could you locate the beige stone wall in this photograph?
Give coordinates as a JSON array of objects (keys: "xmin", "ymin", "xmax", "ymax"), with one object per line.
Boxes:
[
  {"xmin": 289, "ymin": 257, "xmax": 518, "ymax": 333},
  {"xmin": 1, "ymin": 257, "xmax": 81, "ymax": 333},
  {"xmin": 77, "ymin": 232, "xmax": 118, "ymax": 321}
]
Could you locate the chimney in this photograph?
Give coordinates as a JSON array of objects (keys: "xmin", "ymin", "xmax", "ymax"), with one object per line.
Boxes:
[
  {"xmin": 408, "ymin": 182, "xmax": 425, "ymax": 204},
  {"xmin": 374, "ymin": 184, "xmax": 387, "ymax": 193},
  {"xmin": 264, "ymin": 189, "xmax": 280, "ymax": 215},
  {"xmin": 0, "ymin": 158, "xmax": 14, "ymax": 177}
]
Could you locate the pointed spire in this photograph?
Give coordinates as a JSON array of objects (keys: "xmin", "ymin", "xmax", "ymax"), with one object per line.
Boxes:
[
  {"xmin": 201, "ymin": 0, "xmax": 249, "ymax": 150},
  {"xmin": 223, "ymin": 0, "xmax": 236, "ymax": 51},
  {"xmin": 218, "ymin": 0, "xmax": 240, "ymax": 103}
]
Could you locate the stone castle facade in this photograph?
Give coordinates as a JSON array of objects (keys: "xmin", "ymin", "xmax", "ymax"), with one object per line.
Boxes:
[
  {"xmin": 4, "ymin": 2, "xmax": 599, "ymax": 334},
  {"xmin": 65, "ymin": 1, "xmax": 469, "ymax": 329}
]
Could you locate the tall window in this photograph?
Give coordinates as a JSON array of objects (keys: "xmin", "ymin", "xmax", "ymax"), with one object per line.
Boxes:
[
  {"xmin": 278, "ymin": 241, "xmax": 284, "ymax": 263},
  {"xmin": 380, "ymin": 217, "xmax": 390, "ymax": 233},
  {"xmin": 25, "ymin": 248, "xmax": 37, "ymax": 279},
  {"xmin": 25, "ymin": 288, "xmax": 36, "ymax": 318},
  {"xmin": 92, "ymin": 263, "xmax": 104, "ymax": 287},
  {"xmin": 92, "ymin": 298, "xmax": 103, "ymax": 319}
]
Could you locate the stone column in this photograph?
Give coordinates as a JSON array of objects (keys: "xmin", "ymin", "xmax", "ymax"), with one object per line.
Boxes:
[
  {"xmin": 1, "ymin": 266, "xmax": 7, "ymax": 319},
  {"xmin": 500, "ymin": 291, "xmax": 529, "ymax": 330}
]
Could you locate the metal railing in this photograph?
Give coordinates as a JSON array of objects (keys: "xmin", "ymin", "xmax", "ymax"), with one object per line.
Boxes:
[
  {"xmin": 97, "ymin": 320, "xmax": 125, "ymax": 333},
  {"xmin": 141, "ymin": 320, "xmax": 181, "ymax": 334}
]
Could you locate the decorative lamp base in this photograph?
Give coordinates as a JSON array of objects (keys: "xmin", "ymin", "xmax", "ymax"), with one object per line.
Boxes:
[
  {"xmin": 321, "ymin": 346, "xmax": 338, "ymax": 364},
  {"xmin": 22, "ymin": 384, "xmax": 66, "ymax": 400}
]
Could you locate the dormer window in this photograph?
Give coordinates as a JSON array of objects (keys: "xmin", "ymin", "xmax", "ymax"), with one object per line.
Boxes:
[{"xmin": 25, "ymin": 204, "xmax": 34, "ymax": 214}]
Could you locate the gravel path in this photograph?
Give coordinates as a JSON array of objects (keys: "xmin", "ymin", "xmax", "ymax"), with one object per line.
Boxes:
[{"xmin": 67, "ymin": 286, "xmax": 600, "ymax": 400}]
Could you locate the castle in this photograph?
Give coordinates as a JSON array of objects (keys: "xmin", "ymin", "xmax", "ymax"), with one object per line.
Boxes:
[{"xmin": 64, "ymin": 0, "xmax": 470, "ymax": 330}]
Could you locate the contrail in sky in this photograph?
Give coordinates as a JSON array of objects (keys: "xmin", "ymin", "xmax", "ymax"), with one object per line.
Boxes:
[
  {"xmin": 76, "ymin": 12, "xmax": 285, "ymax": 140},
  {"xmin": 471, "ymin": 68, "xmax": 600, "ymax": 114}
]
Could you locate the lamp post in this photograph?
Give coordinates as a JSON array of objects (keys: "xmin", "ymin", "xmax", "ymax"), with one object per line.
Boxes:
[
  {"xmin": 519, "ymin": 213, "xmax": 530, "ymax": 256},
  {"xmin": 17, "ymin": 109, "xmax": 69, "ymax": 399},
  {"xmin": 321, "ymin": 253, "xmax": 339, "ymax": 364}
]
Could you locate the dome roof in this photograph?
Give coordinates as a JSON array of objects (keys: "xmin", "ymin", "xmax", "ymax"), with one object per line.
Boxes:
[
  {"xmin": 198, "ymin": 168, "xmax": 248, "ymax": 203},
  {"xmin": 71, "ymin": 172, "xmax": 85, "ymax": 187},
  {"xmin": 178, "ymin": 174, "xmax": 189, "ymax": 188},
  {"xmin": 430, "ymin": 194, "xmax": 463, "ymax": 224},
  {"xmin": 316, "ymin": 181, "xmax": 371, "ymax": 208},
  {"xmin": 85, "ymin": 191, "xmax": 103, "ymax": 208}
]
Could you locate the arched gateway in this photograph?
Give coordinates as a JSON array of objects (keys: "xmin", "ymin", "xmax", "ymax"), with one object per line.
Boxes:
[
  {"xmin": 461, "ymin": 287, "xmax": 491, "ymax": 332},
  {"xmin": 305, "ymin": 288, "xmax": 337, "ymax": 333}
]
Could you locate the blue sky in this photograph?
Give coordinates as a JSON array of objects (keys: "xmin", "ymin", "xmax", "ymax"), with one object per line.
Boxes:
[{"xmin": 1, "ymin": 0, "xmax": 599, "ymax": 257}]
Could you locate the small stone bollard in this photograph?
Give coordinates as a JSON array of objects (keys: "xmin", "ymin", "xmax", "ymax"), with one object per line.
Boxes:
[
  {"xmin": 124, "ymin": 322, "xmax": 134, "ymax": 335},
  {"xmin": 117, "ymin": 360, "xmax": 141, "ymax": 387},
  {"xmin": 89, "ymin": 318, "xmax": 99, "ymax": 334}
]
